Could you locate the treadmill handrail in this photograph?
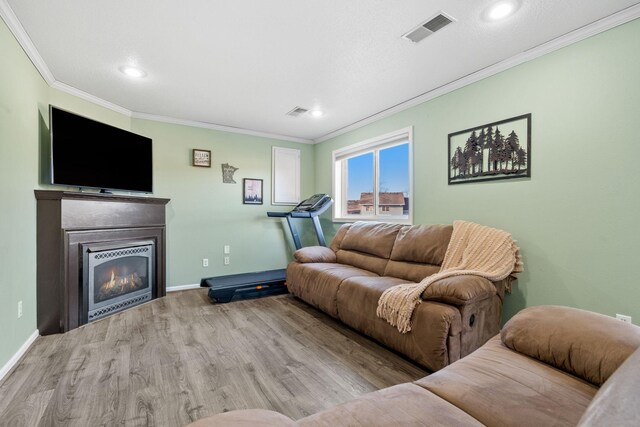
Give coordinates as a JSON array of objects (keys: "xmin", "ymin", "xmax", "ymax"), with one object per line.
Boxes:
[{"xmin": 266, "ymin": 211, "xmax": 288, "ymax": 217}]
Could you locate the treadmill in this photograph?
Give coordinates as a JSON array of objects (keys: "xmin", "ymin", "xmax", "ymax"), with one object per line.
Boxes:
[
  {"xmin": 203, "ymin": 194, "xmax": 333, "ymax": 303},
  {"xmin": 267, "ymin": 194, "xmax": 333, "ymax": 250}
]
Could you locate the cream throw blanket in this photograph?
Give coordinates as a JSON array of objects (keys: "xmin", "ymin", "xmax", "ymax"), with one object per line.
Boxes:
[{"xmin": 376, "ymin": 220, "xmax": 523, "ymax": 333}]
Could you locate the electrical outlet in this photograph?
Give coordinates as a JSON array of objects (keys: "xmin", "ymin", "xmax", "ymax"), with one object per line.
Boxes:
[
  {"xmin": 18, "ymin": 301, "xmax": 23, "ymax": 318},
  {"xmin": 616, "ymin": 314, "xmax": 632, "ymax": 324},
  {"xmin": 202, "ymin": 258, "xmax": 209, "ymax": 267},
  {"xmin": 224, "ymin": 256, "xmax": 230, "ymax": 265},
  {"xmin": 224, "ymin": 245, "xmax": 230, "ymax": 254}
]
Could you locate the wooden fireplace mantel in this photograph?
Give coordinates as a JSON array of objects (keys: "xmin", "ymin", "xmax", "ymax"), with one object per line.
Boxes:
[{"xmin": 35, "ymin": 190, "xmax": 170, "ymax": 335}]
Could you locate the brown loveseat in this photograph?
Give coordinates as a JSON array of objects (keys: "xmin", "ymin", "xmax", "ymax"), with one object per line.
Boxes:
[
  {"xmin": 287, "ymin": 221, "xmax": 512, "ymax": 371},
  {"xmin": 188, "ymin": 305, "xmax": 640, "ymax": 426}
]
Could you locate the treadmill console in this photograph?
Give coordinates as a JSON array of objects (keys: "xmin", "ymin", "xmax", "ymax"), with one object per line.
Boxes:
[
  {"xmin": 267, "ymin": 194, "xmax": 333, "ymax": 250},
  {"xmin": 293, "ymin": 193, "xmax": 332, "ymax": 212}
]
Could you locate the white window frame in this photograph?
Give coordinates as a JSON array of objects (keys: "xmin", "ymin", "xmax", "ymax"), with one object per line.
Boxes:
[{"xmin": 332, "ymin": 126, "xmax": 413, "ymax": 224}]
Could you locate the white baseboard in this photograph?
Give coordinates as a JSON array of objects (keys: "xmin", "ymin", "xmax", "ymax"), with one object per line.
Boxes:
[
  {"xmin": 167, "ymin": 283, "xmax": 202, "ymax": 293},
  {"xmin": 0, "ymin": 329, "xmax": 39, "ymax": 383}
]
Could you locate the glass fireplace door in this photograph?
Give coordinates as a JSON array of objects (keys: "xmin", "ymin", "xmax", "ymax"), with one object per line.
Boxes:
[{"xmin": 85, "ymin": 241, "xmax": 154, "ymax": 322}]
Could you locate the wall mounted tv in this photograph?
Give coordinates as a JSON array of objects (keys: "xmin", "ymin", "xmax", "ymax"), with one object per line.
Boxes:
[{"xmin": 50, "ymin": 105, "xmax": 153, "ymax": 193}]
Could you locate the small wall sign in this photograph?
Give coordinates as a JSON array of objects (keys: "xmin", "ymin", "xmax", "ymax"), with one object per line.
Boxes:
[{"xmin": 193, "ymin": 149, "xmax": 211, "ymax": 167}]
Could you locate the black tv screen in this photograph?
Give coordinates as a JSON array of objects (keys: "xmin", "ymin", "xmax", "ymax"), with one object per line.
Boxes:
[{"xmin": 50, "ymin": 106, "xmax": 153, "ymax": 193}]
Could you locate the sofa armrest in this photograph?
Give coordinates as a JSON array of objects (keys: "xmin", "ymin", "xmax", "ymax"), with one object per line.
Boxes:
[
  {"xmin": 421, "ymin": 275, "xmax": 497, "ymax": 306},
  {"xmin": 578, "ymin": 346, "xmax": 640, "ymax": 426},
  {"xmin": 501, "ymin": 305, "xmax": 640, "ymax": 386},
  {"xmin": 294, "ymin": 246, "xmax": 337, "ymax": 263}
]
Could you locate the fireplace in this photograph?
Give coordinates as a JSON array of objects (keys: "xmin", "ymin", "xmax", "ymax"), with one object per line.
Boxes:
[
  {"xmin": 84, "ymin": 241, "xmax": 154, "ymax": 322},
  {"xmin": 35, "ymin": 190, "xmax": 169, "ymax": 335}
]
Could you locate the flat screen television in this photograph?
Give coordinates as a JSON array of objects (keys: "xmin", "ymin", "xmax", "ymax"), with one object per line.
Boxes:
[{"xmin": 50, "ymin": 105, "xmax": 153, "ymax": 193}]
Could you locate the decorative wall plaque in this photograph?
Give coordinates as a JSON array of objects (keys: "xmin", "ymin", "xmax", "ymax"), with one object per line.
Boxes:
[
  {"xmin": 448, "ymin": 114, "xmax": 531, "ymax": 184},
  {"xmin": 221, "ymin": 163, "xmax": 239, "ymax": 183}
]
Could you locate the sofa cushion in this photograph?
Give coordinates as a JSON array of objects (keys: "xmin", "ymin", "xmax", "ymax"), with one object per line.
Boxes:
[
  {"xmin": 336, "ymin": 249, "xmax": 389, "ymax": 276},
  {"xmin": 297, "ymin": 383, "xmax": 483, "ymax": 427},
  {"xmin": 329, "ymin": 223, "xmax": 352, "ymax": 252},
  {"xmin": 389, "ymin": 224, "xmax": 453, "ymax": 265},
  {"xmin": 578, "ymin": 347, "xmax": 640, "ymax": 426},
  {"xmin": 501, "ymin": 305, "xmax": 640, "ymax": 386},
  {"xmin": 382, "ymin": 260, "xmax": 440, "ymax": 283},
  {"xmin": 287, "ymin": 262, "xmax": 377, "ymax": 318},
  {"xmin": 416, "ymin": 336, "xmax": 598, "ymax": 427},
  {"xmin": 381, "ymin": 222, "xmax": 452, "ymax": 282},
  {"xmin": 336, "ymin": 276, "xmax": 462, "ymax": 371},
  {"xmin": 339, "ymin": 222, "xmax": 403, "ymax": 258}
]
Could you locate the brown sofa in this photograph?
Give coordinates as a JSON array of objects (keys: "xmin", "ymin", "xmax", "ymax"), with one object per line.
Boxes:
[
  {"xmin": 287, "ymin": 221, "xmax": 512, "ymax": 371},
  {"xmin": 188, "ymin": 305, "xmax": 640, "ymax": 426}
]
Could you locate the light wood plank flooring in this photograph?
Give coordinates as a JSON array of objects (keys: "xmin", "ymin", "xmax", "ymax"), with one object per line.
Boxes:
[{"xmin": 0, "ymin": 290, "xmax": 427, "ymax": 426}]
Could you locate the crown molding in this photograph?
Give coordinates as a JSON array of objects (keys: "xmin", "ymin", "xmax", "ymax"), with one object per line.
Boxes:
[
  {"xmin": 131, "ymin": 112, "xmax": 314, "ymax": 144},
  {"xmin": 51, "ymin": 80, "xmax": 312, "ymax": 143},
  {"xmin": 51, "ymin": 81, "xmax": 133, "ymax": 117},
  {"xmin": 314, "ymin": 4, "xmax": 640, "ymax": 143},
  {"xmin": 1, "ymin": 0, "xmax": 311, "ymax": 145},
  {"xmin": 3, "ymin": 0, "xmax": 639, "ymax": 145},
  {"xmin": 0, "ymin": 0, "xmax": 55, "ymax": 84}
]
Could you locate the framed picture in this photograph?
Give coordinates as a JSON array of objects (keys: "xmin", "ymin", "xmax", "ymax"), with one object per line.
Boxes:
[
  {"xmin": 243, "ymin": 178, "xmax": 263, "ymax": 204},
  {"xmin": 193, "ymin": 149, "xmax": 211, "ymax": 167},
  {"xmin": 448, "ymin": 113, "xmax": 531, "ymax": 184}
]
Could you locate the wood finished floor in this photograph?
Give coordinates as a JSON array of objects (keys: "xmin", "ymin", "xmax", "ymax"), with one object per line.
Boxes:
[{"xmin": 0, "ymin": 290, "xmax": 427, "ymax": 427}]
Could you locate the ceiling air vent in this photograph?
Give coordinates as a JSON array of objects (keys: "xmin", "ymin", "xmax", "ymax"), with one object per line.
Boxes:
[
  {"xmin": 286, "ymin": 106, "xmax": 309, "ymax": 117},
  {"xmin": 402, "ymin": 12, "xmax": 455, "ymax": 43}
]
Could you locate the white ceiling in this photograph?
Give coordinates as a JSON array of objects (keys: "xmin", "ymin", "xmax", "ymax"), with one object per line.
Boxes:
[{"xmin": 3, "ymin": 0, "xmax": 640, "ymax": 142}]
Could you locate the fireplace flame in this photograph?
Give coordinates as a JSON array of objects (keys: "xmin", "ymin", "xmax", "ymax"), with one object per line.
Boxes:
[{"xmin": 98, "ymin": 269, "xmax": 144, "ymax": 300}]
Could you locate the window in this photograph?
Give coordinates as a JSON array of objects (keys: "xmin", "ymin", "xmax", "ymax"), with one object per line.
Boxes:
[{"xmin": 332, "ymin": 127, "xmax": 413, "ymax": 223}]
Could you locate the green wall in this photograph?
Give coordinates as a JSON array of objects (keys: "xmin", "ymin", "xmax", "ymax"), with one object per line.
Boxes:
[
  {"xmin": 0, "ymin": 16, "xmax": 313, "ymax": 372},
  {"xmin": 131, "ymin": 119, "xmax": 315, "ymax": 285},
  {"xmin": 2, "ymin": 10, "xmax": 639, "ymax": 377},
  {"xmin": 0, "ymin": 17, "xmax": 48, "ymax": 371},
  {"xmin": 314, "ymin": 18, "xmax": 640, "ymax": 324}
]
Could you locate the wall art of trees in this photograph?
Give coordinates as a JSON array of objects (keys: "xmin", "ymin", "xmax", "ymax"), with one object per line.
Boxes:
[{"xmin": 449, "ymin": 116, "xmax": 530, "ymax": 183}]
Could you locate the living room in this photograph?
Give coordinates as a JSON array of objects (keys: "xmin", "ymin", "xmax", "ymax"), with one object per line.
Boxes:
[{"xmin": 1, "ymin": 1, "xmax": 639, "ymax": 426}]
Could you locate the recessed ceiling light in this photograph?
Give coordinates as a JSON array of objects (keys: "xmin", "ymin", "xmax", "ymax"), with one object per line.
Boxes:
[
  {"xmin": 487, "ymin": 1, "xmax": 519, "ymax": 21},
  {"xmin": 119, "ymin": 65, "xmax": 147, "ymax": 78},
  {"xmin": 309, "ymin": 110, "xmax": 324, "ymax": 118}
]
